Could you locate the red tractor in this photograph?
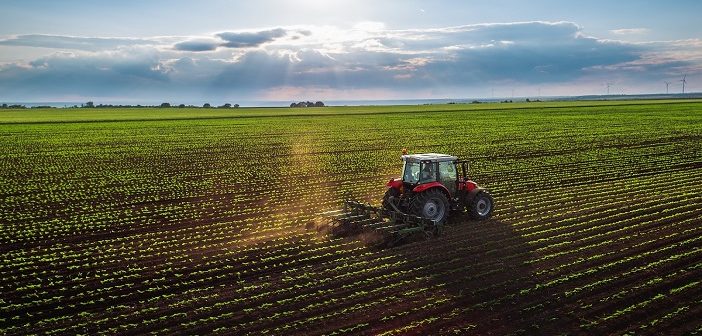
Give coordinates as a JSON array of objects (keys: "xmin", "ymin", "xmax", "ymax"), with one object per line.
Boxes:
[
  {"xmin": 382, "ymin": 153, "xmax": 494, "ymax": 224},
  {"xmin": 326, "ymin": 153, "xmax": 494, "ymax": 245}
]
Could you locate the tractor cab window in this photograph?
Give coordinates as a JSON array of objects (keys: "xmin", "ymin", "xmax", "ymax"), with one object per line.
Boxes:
[
  {"xmin": 419, "ymin": 162, "xmax": 438, "ymax": 183},
  {"xmin": 402, "ymin": 161, "xmax": 420, "ymax": 183},
  {"xmin": 402, "ymin": 161, "xmax": 437, "ymax": 184}
]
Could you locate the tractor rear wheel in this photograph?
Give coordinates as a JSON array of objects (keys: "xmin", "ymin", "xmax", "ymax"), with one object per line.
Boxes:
[
  {"xmin": 469, "ymin": 191, "xmax": 494, "ymax": 220},
  {"xmin": 410, "ymin": 189, "xmax": 449, "ymax": 224}
]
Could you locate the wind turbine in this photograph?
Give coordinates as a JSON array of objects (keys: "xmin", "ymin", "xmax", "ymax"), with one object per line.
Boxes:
[
  {"xmin": 665, "ymin": 81, "xmax": 671, "ymax": 94},
  {"xmin": 606, "ymin": 83, "xmax": 613, "ymax": 95},
  {"xmin": 680, "ymin": 74, "xmax": 687, "ymax": 94}
]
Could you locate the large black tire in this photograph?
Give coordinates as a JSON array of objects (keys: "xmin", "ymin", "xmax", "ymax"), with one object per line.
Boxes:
[
  {"xmin": 410, "ymin": 188, "xmax": 450, "ymax": 224},
  {"xmin": 469, "ymin": 191, "xmax": 494, "ymax": 220},
  {"xmin": 382, "ymin": 188, "xmax": 401, "ymax": 210}
]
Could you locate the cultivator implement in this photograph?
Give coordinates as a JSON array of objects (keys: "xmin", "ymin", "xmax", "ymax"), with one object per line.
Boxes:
[{"xmin": 320, "ymin": 200, "xmax": 442, "ymax": 247}]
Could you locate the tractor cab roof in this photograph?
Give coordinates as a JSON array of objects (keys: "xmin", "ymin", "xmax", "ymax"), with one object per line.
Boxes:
[{"xmin": 401, "ymin": 153, "xmax": 458, "ymax": 163}]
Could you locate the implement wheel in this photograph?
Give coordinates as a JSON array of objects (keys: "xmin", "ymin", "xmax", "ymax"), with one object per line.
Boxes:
[{"xmin": 410, "ymin": 188, "xmax": 449, "ymax": 225}]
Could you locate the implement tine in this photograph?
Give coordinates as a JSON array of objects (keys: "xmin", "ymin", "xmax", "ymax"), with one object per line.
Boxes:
[
  {"xmin": 333, "ymin": 199, "xmax": 442, "ymax": 246},
  {"xmin": 319, "ymin": 209, "xmax": 345, "ymax": 216}
]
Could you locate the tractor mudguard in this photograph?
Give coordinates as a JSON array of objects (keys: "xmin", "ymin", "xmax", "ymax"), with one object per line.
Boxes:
[
  {"xmin": 466, "ymin": 187, "xmax": 486, "ymax": 203},
  {"xmin": 412, "ymin": 181, "xmax": 451, "ymax": 197},
  {"xmin": 386, "ymin": 178, "xmax": 403, "ymax": 190}
]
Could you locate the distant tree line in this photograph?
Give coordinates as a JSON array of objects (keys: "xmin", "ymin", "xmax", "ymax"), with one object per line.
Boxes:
[
  {"xmin": 1, "ymin": 104, "xmax": 55, "ymax": 109},
  {"xmin": 2, "ymin": 104, "xmax": 28, "ymax": 109},
  {"xmin": 2, "ymin": 99, "xmax": 548, "ymax": 110},
  {"xmin": 290, "ymin": 101, "xmax": 325, "ymax": 108},
  {"xmin": 78, "ymin": 102, "xmax": 240, "ymax": 108}
]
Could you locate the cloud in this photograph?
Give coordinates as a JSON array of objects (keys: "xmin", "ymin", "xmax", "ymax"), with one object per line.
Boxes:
[
  {"xmin": 0, "ymin": 34, "xmax": 157, "ymax": 51},
  {"xmin": 173, "ymin": 39, "xmax": 220, "ymax": 52},
  {"xmin": 0, "ymin": 29, "xmax": 290, "ymax": 53},
  {"xmin": 420, "ymin": 35, "xmax": 644, "ymax": 83},
  {"xmin": 1, "ymin": 21, "xmax": 700, "ymax": 101},
  {"xmin": 171, "ymin": 28, "xmax": 290, "ymax": 52},
  {"xmin": 611, "ymin": 28, "xmax": 650, "ymax": 35},
  {"xmin": 216, "ymin": 28, "xmax": 287, "ymax": 48},
  {"xmin": 0, "ymin": 49, "xmax": 172, "ymax": 100}
]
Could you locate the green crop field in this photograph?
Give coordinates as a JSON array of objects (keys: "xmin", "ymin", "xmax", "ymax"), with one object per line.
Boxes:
[{"xmin": 1, "ymin": 100, "xmax": 701, "ymax": 335}]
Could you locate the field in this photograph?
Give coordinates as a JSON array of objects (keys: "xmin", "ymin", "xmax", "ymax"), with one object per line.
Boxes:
[{"xmin": 1, "ymin": 100, "xmax": 701, "ymax": 335}]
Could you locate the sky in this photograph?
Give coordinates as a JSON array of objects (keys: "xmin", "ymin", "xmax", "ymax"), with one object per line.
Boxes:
[{"xmin": 0, "ymin": 0, "xmax": 701, "ymax": 104}]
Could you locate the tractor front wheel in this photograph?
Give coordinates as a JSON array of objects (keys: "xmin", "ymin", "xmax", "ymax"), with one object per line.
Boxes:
[
  {"xmin": 469, "ymin": 191, "xmax": 494, "ymax": 220},
  {"xmin": 410, "ymin": 189, "xmax": 449, "ymax": 224}
]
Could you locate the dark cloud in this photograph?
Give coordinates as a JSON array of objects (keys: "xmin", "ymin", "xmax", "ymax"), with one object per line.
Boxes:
[
  {"xmin": 0, "ymin": 52, "xmax": 170, "ymax": 99},
  {"xmin": 420, "ymin": 38, "xmax": 644, "ymax": 84},
  {"xmin": 171, "ymin": 28, "xmax": 289, "ymax": 52},
  {"xmin": 216, "ymin": 28, "xmax": 287, "ymax": 48},
  {"xmin": 173, "ymin": 40, "xmax": 220, "ymax": 52}
]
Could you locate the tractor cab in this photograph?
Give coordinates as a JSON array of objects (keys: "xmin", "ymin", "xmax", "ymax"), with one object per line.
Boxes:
[{"xmin": 400, "ymin": 153, "xmax": 459, "ymax": 196}]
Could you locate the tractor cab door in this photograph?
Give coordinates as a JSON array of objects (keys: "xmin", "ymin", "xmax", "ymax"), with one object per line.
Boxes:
[{"xmin": 438, "ymin": 161, "xmax": 457, "ymax": 197}]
